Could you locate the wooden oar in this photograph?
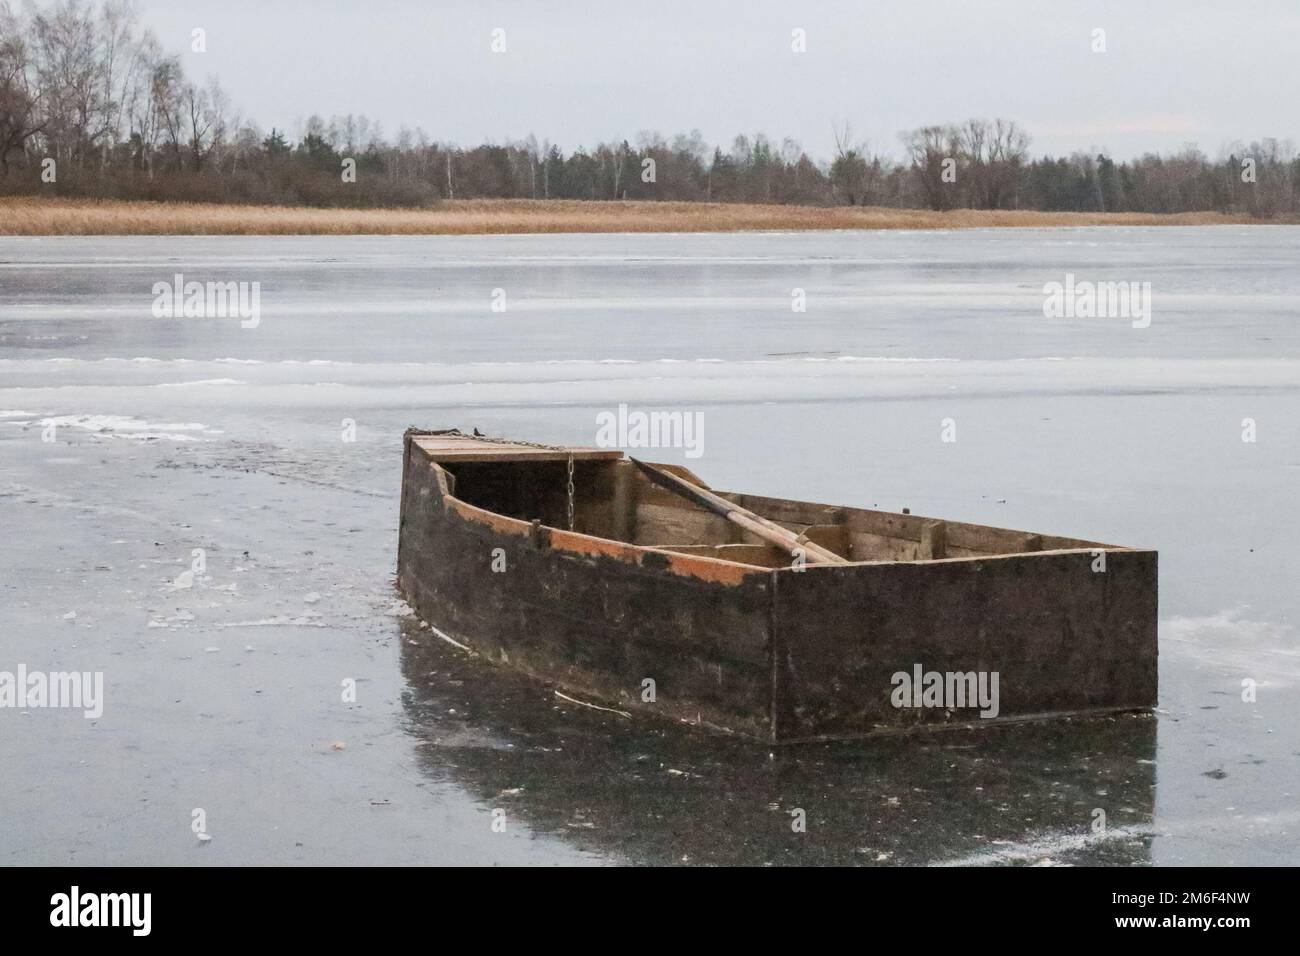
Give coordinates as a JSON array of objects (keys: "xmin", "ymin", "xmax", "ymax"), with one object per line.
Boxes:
[{"xmin": 630, "ymin": 458, "xmax": 849, "ymax": 565}]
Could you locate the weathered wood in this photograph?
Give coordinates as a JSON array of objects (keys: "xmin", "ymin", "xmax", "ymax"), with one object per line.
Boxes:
[
  {"xmin": 651, "ymin": 543, "xmax": 785, "ymax": 568},
  {"xmin": 611, "ymin": 459, "xmax": 637, "ymax": 542},
  {"xmin": 730, "ymin": 489, "xmax": 1104, "ymax": 557},
  {"xmin": 801, "ymin": 523, "xmax": 851, "ymax": 560},
  {"xmin": 920, "ymin": 520, "xmax": 947, "ymax": 560},
  {"xmin": 413, "ymin": 432, "xmax": 622, "ymax": 463},
  {"xmin": 771, "ymin": 550, "xmax": 1158, "ymax": 740},
  {"xmin": 631, "ymin": 459, "xmax": 848, "ymax": 565},
  {"xmin": 398, "ymin": 431, "xmax": 1158, "ymax": 743},
  {"xmin": 847, "ymin": 530, "xmax": 916, "ymax": 563},
  {"xmin": 723, "ymin": 492, "xmax": 842, "ymax": 525},
  {"xmin": 634, "ymin": 502, "xmax": 731, "ymax": 546},
  {"xmin": 397, "ymin": 444, "xmax": 774, "ymax": 737}
]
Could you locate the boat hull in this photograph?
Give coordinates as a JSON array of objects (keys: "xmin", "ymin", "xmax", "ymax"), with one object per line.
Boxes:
[{"xmin": 397, "ymin": 433, "xmax": 1158, "ymax": 742}]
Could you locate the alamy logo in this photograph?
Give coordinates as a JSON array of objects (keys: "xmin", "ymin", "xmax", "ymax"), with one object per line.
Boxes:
[
  {"xmin": 890, "ymin": 664, "xmax": 1000, "ymax": 718},
  {"xmin": 0, "ymin": 665, "xmax": 103, "ymax": 718},
  {"xmin": 595, "ymin": 403, "xmax": 704, "ymax": 459},
  {"xmin": 50, "ymin": 886, "xmax": 151, "ymax": 936},
  {"xmin": 1042, "ymin": 273, "xmax": 1151, "ymax": 328},
  {"xmin": 151, "ymin": 273, "xmax": 261, "ymax": 328}
]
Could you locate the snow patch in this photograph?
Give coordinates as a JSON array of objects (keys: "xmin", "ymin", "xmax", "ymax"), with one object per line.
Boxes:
[{"xmin": 38, "ymin": 414, "xmax": 212, "ymax": 443}]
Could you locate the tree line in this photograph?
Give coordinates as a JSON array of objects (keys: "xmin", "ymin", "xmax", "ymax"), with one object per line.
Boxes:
[{"xmin": 3, "ymin": 0, "xmax": 1297, "ymax": 216}]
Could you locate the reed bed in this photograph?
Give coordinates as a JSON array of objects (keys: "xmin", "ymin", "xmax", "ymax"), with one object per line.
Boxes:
[{"xmin": 0, "ymin": 196, "xmax": 1276, "ymax": 236}]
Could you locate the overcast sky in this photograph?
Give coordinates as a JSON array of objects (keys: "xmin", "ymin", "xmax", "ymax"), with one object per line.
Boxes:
[{"xmin": 140, "ymin": 0, "xmax": 1300, "ymax": 160}]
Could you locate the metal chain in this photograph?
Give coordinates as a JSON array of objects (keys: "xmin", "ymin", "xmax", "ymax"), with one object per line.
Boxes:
[
  {"xmin": 566, "ymin": 453, "xmax": 576, "ymax": 531},
  {"xmin": 438, "ymin": 428, "xmax": 577, "ymax": 531}
]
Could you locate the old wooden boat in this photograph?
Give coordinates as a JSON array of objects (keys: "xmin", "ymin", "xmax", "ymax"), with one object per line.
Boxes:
[{"xmin": 397, "ymin": 429, "xmax": 1157, "ymax": 743}]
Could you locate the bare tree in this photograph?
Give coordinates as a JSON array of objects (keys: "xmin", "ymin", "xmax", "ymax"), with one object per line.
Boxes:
[
  {"xmin": 29, "ymin": 0, "xmax": 100, "ymax": 163},
  {"xmin": 830, "ymin": 121, "xmax": 872, "ymax": 205},
  {"xmin": 984, "ymin": 118, "xmax": 1029, "ymax": 208},
  {"xmin": 520, "ymin": 133, "xmax": 540, "ymax": 198},
  {"xmin": 149, "ymin": 55, "xmax": 185, "ymax": 168},
  {"xmin": 95, "ymin": 0, "xmax": 144, "ymax": 159},
  {"xmin": 903, "ymin": 124, "xmax": 962, "ymax": 210},
  {"xmin": 184, "ymin": 75, "xmax": 226, "ymax": 170},
  {"xmin": 123, "ymin": 30, "xmax": 164, "ymax": 174},
  {"xmin": 0, "ymin": 3, "xmax": 46, "ymax": 177}
]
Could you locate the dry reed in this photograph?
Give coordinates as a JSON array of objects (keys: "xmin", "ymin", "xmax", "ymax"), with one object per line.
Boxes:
[{"xmin": 0, "ymin": 196, "xmax": 1280, "ymax": 236}]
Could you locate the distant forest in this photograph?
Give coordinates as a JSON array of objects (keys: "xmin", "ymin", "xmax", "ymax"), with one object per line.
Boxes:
[{"xmin": 3, "ymin": 1, "xmax": 1298, "ymax": 216}]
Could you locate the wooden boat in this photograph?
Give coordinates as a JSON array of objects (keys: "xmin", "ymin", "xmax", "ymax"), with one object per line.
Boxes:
[{"xmin": 398, "ymin": 429, "xmax": 1158, "ymax": 743}]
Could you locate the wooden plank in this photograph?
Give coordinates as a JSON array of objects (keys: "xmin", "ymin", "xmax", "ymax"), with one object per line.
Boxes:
[
  {"xmin": 724, "ymin": 492, "xmax": 841, "ymax": 526},
  {"xmin": 848, "ymin": 531, "xmax": 918, "ymax": 562},
  {"xmin": 634, "ymin": 503, "xmax": 731, "ymax": 545},
  {"xmin": 649, "ymin": 544, "xmax": 782, "ymax": 568},
  {"xmin": 712, "ymin": 544, "xmax": 787, "ymax": 566},
  {"xmin": 919, "ymin": 520, "xmax": 947, "ymax": 560},
  {"xmin": 610, "ymin": 460, "xmax": 637, "ymax": 542},
  {"xmin": 631, "ymin": 459, "xmax": 848, "ymax": 565},
  {"xmin": 801, "ymin": 524, "xmax": 850, "ymax": 560},
  {"xmin": 730, "ymin": 488, "xmax": 1108, "ymax": 557},
  {"xmin": 413, "ymin": 434, "xmax": 622, "ymax": 463}
]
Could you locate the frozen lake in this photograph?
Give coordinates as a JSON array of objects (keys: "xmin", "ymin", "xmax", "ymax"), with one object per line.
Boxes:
[
  {"xmin": 2, "ymin": 227, "xmax": 1298, "ymax": 865},
  {"xmin": 3, "ymin": 227, "xmax": 1300, "ymax": 362}
]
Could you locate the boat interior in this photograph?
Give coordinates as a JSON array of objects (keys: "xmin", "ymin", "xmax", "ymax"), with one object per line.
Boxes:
[{"xmin": 414, "ymin": 434, "xmax": 1108, "ymax": 568}]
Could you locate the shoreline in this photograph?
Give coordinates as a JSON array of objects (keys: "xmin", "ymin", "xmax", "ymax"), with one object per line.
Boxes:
[{"xmin": 1, "ymin": 196, "xmax": 1290, "ymax": 236}]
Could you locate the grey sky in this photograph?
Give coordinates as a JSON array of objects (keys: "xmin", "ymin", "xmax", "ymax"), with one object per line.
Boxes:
[{"xmin": 142, "ymin": 0, "xmax": 1300, "ymax": 160}]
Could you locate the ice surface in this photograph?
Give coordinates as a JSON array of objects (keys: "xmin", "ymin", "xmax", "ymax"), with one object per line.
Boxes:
[{"xmin": 2, "ymin": 229, "xmax": 1297, "ymax": 866}]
